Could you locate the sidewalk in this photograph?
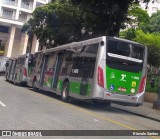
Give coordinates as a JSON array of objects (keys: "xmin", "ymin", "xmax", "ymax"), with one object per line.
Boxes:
[{"xmin": 111, "ymin": 102, "xmax": 160, "ymax": 122}]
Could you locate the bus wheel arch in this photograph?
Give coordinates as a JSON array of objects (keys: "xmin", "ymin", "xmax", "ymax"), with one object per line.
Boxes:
[{"xmin": 61, "ymin": 80, "xmax": 69, "ymax": 102}]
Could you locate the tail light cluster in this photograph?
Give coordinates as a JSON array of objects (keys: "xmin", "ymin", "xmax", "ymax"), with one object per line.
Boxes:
[
  {"xmin": 97, "ymin": 66, "xmax": 104, "ymax": 88},
  {"xmin": 23, "ymin": 68, "xmax": 27, "ymax": 77},
  {"xmin": 138, "ymin": 75, "xmax": 147, "ymax": 93}
]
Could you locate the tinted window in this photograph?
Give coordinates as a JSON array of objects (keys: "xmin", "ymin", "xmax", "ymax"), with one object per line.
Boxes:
[
  {"xmin": 70, "ymin": 43, "xmax": 99, "ymax": 78},
  {"xmin": 107, "ymin": 40, "xmax": 145, "ymax": 73},
  {"xmin": 61, "ymin": 51, "xmax": 73, "ymax": 76},
  {"xmin": 107, "ymin": 40, "xmax": 144, "ymax": 60}
]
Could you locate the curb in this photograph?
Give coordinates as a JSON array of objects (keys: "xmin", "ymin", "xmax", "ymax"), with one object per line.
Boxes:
[{"xmin": 109, "ymin": 106, "xmax": 160, "ymax": 122}]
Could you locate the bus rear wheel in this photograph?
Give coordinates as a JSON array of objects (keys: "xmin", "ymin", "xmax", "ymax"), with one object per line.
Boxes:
[{"xmin": 61, "ymin": 82, "xmax": 69, "ymax": 102}]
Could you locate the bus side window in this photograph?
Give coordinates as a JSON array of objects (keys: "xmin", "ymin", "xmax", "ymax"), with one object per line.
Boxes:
[
  {"xmin": 83, "ymin": 43, "xmax": 99, "ymax": 78},
  {"xmin": 45, "ymin": 54, "xmax": 56, "ymax": 74},
  {"xmin": 69, "ymin": 46, "xmax": 85, "ymax": 77},
  {"xmin": 61, "ymin": 51, "xmax": 73, "ymax": 76}
]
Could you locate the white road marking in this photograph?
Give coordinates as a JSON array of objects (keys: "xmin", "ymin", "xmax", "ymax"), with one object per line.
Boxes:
[{"xmin": 0, "ymin": 101, "xmax": 6, "ymax": 107}]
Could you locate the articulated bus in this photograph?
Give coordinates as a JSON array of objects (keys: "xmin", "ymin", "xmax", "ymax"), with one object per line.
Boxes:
[
  {"xmin": 6, "ymin": 53, "xmax": 33, "ymax": 85},
  {"xmin": 27, "ymin": 51, "xmax": 44, "ymax": 88},
  {"xmin": 27, "ymin": 36, "xmax": 147, "ymax": 106}
]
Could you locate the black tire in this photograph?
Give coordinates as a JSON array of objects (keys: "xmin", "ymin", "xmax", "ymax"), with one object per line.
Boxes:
[{"xmin": 61, "ymin": 82, "xmax": 69, "ymax": 102}]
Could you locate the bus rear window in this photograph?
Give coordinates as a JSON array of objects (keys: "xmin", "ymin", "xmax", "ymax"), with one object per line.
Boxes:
[{"xmin": 107, "ymin": 40, "xmax": 144, "ymax": 60}]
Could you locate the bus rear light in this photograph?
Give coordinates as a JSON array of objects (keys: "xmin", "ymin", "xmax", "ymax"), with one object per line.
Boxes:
[
  {"xmin": 97, "ymin": 66, "xmax": 104, "ymax": 88},
  {"xmin": 138, "ymin": 75, "xmax": 147, "ymax": 93},
  {"xmin": 23, "ymin": 68, "xmax": 27, "ymax": 77}
]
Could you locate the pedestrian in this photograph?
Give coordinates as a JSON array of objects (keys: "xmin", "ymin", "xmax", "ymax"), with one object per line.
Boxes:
[{"xmin": 150, "ymin": 76, "xmax": 155, "ymax": 88}]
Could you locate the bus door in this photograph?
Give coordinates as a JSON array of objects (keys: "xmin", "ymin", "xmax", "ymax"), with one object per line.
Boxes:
[
  {"xmin": 80, "ymin": 68, "xmax": 89, "ymax": 96},
  {"xmin": 40, "ymin": 55, "xmax": 49, "ymax": 87},
  {"xmin": 80, "ymin": 43, "xmax": 98, "ymax": 96},
  {"xmin": 52, "ymin": 53, "xmax": 63, "ymax": 90},
  {"xmin": 41, "ymin": 54, "xmax": 57, "ymax": 90}
]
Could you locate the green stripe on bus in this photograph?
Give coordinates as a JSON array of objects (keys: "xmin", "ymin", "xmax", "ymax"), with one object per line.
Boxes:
[
  {"xmin": 57, "ymin": 80, "xmax": 91, "ymax": 96},
  {"xmin": 106, "ymin": 66, "xmax": 142, "ymax": 95}
]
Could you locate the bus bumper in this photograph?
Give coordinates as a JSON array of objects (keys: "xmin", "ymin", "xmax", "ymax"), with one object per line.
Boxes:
[{"xmin": 101, "ymin": 91, "xmax": 145, "ymax": 106}]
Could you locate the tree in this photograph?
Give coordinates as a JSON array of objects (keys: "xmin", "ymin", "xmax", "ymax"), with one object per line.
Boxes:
[
  {"xmin": 134, "ymin": 30, "xmax": 160, "ymax": 67},
  {"xmin": 149, "ymin": 10, "xmax": 160, "ymax": 33},
  {"xmin": 22, "ymin": 0, "xmax": 153, "ymax": 48},
  {"xmin": 119, "ymin": 3, "xmax": 149, "ymax": 40},
  {"xmin": 127, "ymin": 4, "xmax": 149, "ymax": 30},
  {"xmin": 22, "ymin": 2, "xmax": 82, "ymax": 48},
  {"xmin": 71, "ymin": 0, "xmax": 136, "ymax": 37}
]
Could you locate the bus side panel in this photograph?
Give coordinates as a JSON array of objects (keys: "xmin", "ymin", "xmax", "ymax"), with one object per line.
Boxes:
[
  {"xmin": 56, "ymin": 42, "xmax": 101, "ymax": 99},
  {"xmin": 91, "ymin": 37, "xmax": 106, "ymax": 99}
]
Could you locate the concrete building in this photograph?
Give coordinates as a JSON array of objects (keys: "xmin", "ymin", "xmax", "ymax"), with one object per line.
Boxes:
[
  {"xmin": 139, "ymin": 0, "xmax": 160, "ymax": 16},
  {"xmin": 0, "ymin": 0, "xmax": 50, "ymax": 57}
]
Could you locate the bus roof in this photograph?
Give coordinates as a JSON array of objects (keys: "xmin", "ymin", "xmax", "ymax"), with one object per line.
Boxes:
[
  {"xmin": 43, "ymin": 36, "xmax": 146, "ymax": 54},
  {"xmin": 44, "ymin": 36, "xmax": 106, "ymax": 54}
]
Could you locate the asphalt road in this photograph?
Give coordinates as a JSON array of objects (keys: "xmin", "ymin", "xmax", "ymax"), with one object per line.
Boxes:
[{"xmin": 0, "ymin": 76, "xmax": 159, "ymax": 139}]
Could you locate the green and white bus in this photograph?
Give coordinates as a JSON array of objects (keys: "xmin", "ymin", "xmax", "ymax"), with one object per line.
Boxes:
[{"xmin": 27, "ymin": 36, "xmax": 147, "ymax": 106}]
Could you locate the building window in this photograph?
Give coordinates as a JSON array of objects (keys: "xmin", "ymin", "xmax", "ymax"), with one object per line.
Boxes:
[
  {"xmin": 3, "ymin": 9, "xmax": 13, "ymax": 19},
  {"xmin": 0, "ymin": 26, "xmax": 9, "ymax": 33}
]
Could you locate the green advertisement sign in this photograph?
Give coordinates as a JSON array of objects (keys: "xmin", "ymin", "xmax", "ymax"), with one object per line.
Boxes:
[{"xmin": 106, "ymin": 66, "xmax": 142, "ymax": 95}]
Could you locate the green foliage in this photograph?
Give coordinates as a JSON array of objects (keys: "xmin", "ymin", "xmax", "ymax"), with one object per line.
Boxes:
[
  {"xmin": 119, "ymin": 29, "xmax": 136, "ymax": 40},
  {"xmin": 22, "ymin": 2, "xmax": 82, "ymax": 48},
  {"xmin": 149, "ymin": 10, "xmax": 160, "ymax": 33},
  {"xmin": 119, "ymin": 3, "xmax": 149, "ymax": 40},
  {"xmin": 71, "ymin": 0, "xmax": 135, "ymax": 36},
  {"xmin": 146, "ymin": 74, "xmax": 159, "ymax": 93},
  {"xmin": 134, "ymin": 30, "xmax": 160, "ymax": 67},
  {"xmin": 22, "ymin": 0, "xmax": 151, "ymax": 48},
  {"xmin": 127, "ymin": 4, "xmax": 149, "ymax": 29}
]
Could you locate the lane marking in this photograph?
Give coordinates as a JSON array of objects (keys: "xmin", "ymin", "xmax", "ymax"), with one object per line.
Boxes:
[
  {"xmin": 0, "ymin": 101, "xmax": 6, "ymax": 107},
  {"xmin": 46, "ymin": 99, "xmax": 160, "ymax": 139},
  {"xmin": 14, "ymin": 88, "xmax": 160, "ymax": 139}
]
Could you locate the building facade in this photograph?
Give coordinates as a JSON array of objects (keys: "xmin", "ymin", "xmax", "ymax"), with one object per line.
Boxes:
[{"xmin": 0, "ymin": 0, "xmax": 50, "ymax": 57}]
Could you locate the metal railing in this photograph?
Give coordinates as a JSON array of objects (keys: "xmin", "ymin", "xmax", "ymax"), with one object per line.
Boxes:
[{"xmin": 2, "ymin": 0, "xmax": 18, "ymax": 6}]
